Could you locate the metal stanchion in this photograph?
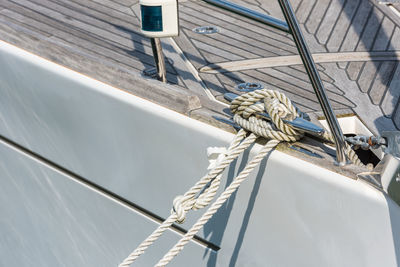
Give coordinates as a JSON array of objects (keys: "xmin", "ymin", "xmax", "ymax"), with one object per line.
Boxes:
[{"xmin": 150, "ymin": 38, "xmax": 167, "ymax": 83}]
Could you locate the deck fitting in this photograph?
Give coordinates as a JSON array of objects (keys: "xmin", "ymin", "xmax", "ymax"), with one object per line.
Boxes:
[
  {"xmin": 193, "ymin": 26, "xmax": 219, "ymax": 34},
  {"xmin": 235, "ymin": 82, "xmax": 264, "ymax": 92}
]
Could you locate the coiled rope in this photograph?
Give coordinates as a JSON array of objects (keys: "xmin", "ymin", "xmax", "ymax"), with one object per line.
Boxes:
[{"xmin": 119, "ymin": 89, "xmax": 363, "ymax": 267}]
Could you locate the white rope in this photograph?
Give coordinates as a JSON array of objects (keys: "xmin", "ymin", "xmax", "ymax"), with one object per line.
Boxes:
[
  {"xmin": 155, "ymin": 140, "xmax": 279, "ymax": 266},
  {"xmin": 118, "ymin": 129, "xmax": 256, "ymax": 266},
  {"xmin": 119, "ymin": 89, "xmax": 364, "ymax": 267}
]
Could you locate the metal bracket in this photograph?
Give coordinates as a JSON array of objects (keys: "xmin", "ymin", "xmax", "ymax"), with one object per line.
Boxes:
[
  {"xmin": 358, "ymin": 131, "xmax": 400, "ymax": 206},
  {"xmin": 382, "ymin": 131, "xmax": 400, "ymax": 158}
]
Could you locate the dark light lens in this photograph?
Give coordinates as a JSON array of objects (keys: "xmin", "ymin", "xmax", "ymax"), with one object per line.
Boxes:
[{"xmin": 141, "ymin": 5, "xmax": 163, "ymax": 32}]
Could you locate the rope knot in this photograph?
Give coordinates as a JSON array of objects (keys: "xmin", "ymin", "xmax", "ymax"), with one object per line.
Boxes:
[
  {"xmin": 172, "ymin": 195, "xmax": 193, "ymax": 224},
  {"xmin": 171, "ymin": 147, "xmax": 228, "ymax": 224},
  {"xmin": 230, "ymin": 89, "xmax": 303, "ymax": 142}
]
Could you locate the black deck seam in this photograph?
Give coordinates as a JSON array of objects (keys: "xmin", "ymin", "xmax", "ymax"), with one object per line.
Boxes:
[
  {"xmin": 0, "ymin": 11, "xmax": 161, "ymax": 72},
  {"xmin": 386, "ymin": 23, "xmax": 397, "ymax": 51},
  {"xmin": 178, "ymin": 12, "xmax": 295, "ymax": 55},
  {"xmin": 26, "ymin": 0, "xmax": 145, "ymax": 45},
  {"xmin": 7, "ymin": 0, "xmax": 150, "ymax": 51},
  {"xmin": 379, "ymin": 61, "xmax": 398, "ymax": 108},
  {"xmin": 255, "ymin": 67, "xmax": 349, "ymax": 103},
  {"xmin": 354, "ymin": 5, "xmax": 374, "ymax": 52},
  {"xmin": 314, "ymin": 0, "xmax": 333, "ymax": 45},
  {"xmin": 180, "ymin": 21, "xmax": 269, "ymax": 58},
  {"xmin": 324, "ymin": 0, "xmax": 347, "ymax": 51},
  {"xmin": 338, "ymin": 0, "xmax": 363, "ymax": 52},
  {"xmin": 303, "ymin": 0, "xmax": 319, "ymax": 34},
  {"xmin": 58, "ymin": 0, "xmax": 139, "ymax": 26},
  {"xmin": 89, "ymin": 0, "xmax": 133, "ymax": 15},
  {"xmin": 5, "ymin": 0, "xmax": 168, "ymax": 71},
  {"xmin": 179, "ymin": 5, "xmax": 296, "ymax": 50},
  {"xmin": 0, "ymin": 11, "xmax": 53, "ymax": 37},
  {"xmin": 194, "ymin": 1, "xmax": 292, "ymax": 39}
]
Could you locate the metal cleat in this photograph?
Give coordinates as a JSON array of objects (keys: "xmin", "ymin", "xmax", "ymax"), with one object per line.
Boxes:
[
  {"xmin": 212, "ymin": 116, "xmax": 241, "ymax": 130},
  {"xmin": 224, "ymin": 93, "xmax": 325, "ymax": 136}
]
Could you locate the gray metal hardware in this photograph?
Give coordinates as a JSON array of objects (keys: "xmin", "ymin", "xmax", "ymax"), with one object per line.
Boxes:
[
  {"xmin": 223, "ymin": 92, "xmax": 325, "ymax": 136},
  {"xmin": 289, "ymin": 145, "xmax": 323, "ymax": 158},
  {"xmin": 150, "ymin": 38, "xmax": 167, "ymax": 83},
  {"xmin": 193, "ymin": 26, "xmax": 219, "ymax": 34},
  {"xmin": 203, "ymin": 0, "xmax": 349, "ymax": 165},
  {"xmin": 381, "ymin": 131, "xmax": 400, "ymax": 158},
  {"xmin": 277, "ymin": 0, "xmax": 348, "ymax": 165},
  {"xmin": 345, "ymin": 135, "xmax": 387, "ymax": 150},
  {"xmin": 235, "ymin": 82, "xmax": 264, "ymax": 92},
  {"xmin": 357, "ymin": 131, "xmax": 400, "ymax": 206},
  {"xmin": 212, "ymin": 116, "xmax": 241, "ymax": 130},
  {"xmin": 203, "ymin": 0, "xmax": 289, "ymax": 32}
]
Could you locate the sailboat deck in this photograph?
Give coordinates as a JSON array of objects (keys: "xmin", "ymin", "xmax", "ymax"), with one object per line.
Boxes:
[{"xmin": 0, "ymin": 0, "xmax": 399, "ymax": 135}]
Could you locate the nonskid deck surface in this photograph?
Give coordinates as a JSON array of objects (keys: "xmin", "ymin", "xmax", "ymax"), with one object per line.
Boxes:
[{"xmin": 0, "ymin": 0, "xmax": 399, "ymax": 134}]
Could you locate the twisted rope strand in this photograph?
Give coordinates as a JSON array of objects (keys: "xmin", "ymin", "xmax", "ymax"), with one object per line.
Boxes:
[
  {"xmin": 119, "ymin": 88, "xmax": 365, "ymax": 267},
  {"xmin": 155, "ymin": 140, "xmax": 280, "ymax": 266},
  {"xmin": 118, "ymin": 130, "xmax": 256, "ymax": 267}
]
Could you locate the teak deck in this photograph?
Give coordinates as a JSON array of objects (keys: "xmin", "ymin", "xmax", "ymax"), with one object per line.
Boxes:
[{"xmin": 0, "ymin": 0, "xmax": 399, "ymax": 134}]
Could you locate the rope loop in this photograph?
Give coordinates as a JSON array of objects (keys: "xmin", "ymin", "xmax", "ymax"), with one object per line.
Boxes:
[
  {"xmin": 231, "ymin": 89, "xmax": 303, "ymax": 142},
  {"xmin": 119, "ymin": 88, "xmax": 365, "ymax": 267}
]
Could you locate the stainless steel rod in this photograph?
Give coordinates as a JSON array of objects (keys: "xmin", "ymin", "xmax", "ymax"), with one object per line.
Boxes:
[
  {"xmin": 277, "ymin": 0, "xmax": 348, "ymax": 165},
  {"xmin": 150, "ymin": 38, "xmax": 167, "ymax": 83},
  {"xmin": 203, "ymin": 0, "xmax": 289, "ymax": 32}
]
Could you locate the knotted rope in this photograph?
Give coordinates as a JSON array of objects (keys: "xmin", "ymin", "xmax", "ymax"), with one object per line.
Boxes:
[{"xmin": 119, "ymin": 89, "xmax": 363, "ymax": 267}]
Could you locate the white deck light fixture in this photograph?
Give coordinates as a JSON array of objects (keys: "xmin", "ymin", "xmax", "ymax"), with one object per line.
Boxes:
[{"xmin": 140, "ymin": 0, "xmax": 179, "ymax": 38}]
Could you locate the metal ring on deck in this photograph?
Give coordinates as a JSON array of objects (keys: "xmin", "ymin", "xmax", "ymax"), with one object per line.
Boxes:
[{"xmin": 235, "ymin": 82, "xmax": 264, "ymax": 92}]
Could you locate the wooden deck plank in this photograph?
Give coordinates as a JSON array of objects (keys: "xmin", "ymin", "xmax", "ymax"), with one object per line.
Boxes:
[
  {"xmin": 296, "ymin": 0, "xmax": 316, "ymax": 24},
  {"xmin": 179, "ymin": 3, "xmax": 295, "ymax": 52},
  {"xmin": 340, "ymin": 0, "xmax": 373, "ymax": 52},
  {"xmin": 172, "ymin": 29, "xmax": 208, "ymax": 69},
  {"xmin": 55, "ymin": 0, "xmax": 140, "ymax": 27},
  {"xmin": 369, "ymin": 61, "xmax": 397, "ymax": 105},
  {"xmin": 346, "ymin": 61, "xmax": 364, "ymax": 81},
  {"xmin": 381, "ymin": 63, "xmax": 400, "ymax": 117},
  {"xmin": 189, "ymin": 38, "xmax": 245, "ymax": 61},
  {"xmin": 0, "ymin": 10, "xmax": 53, "ymax": 37},
  {"xmin": 89, "ymin": 0, "xmax": 133, "ymax": 15},
  {"xmin": 177, "ymin": 18, "xmax": 265, "ymax": 58},
  {"xmin": 178, "ymin": 7, "xmax": 295, "ymax": 56},
  {"xmin": 316, "ymin": 0, "xmax": 344, "ymax": 45},
  {"xmin": 0, "ymin": 4, "xmax": 174, "ymax": 73},
  {"xmin": 24, "ymin": 0, "xmax": 143, "ymax": 45},
  {"xmin": 326, "ymin": 0, "xmax": 360, "ymax": 52},
  {"xmin": 304, "ymin": 0, "xmax": 330, "ymax": 34},
  {"xmin": 390, "ymin": 27, "xmax": 400, "ymax": 50},
  {"xmin": 372, "ymin": 16, "xmax": 395, "ymax": 51},
  {"xmin": 186, "ymin": 1, "xmax": 293, "ymax": 41},
  {"xmin": 357, "ymin": 62, "xmax": 380, "ymax": 93},
  {"xmin": 356, "ymin": 7, "xmax": 384, "ymax": 51},
  {"xmin": 0, "ymin": 0, "xmax": 398, "ymax": 131}
]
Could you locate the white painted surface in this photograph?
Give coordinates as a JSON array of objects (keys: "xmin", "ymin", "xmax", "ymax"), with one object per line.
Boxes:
[
  {"xmin": 320, "ymin": 116, "xmax": 374, "ymax": 137},
  {"xmin": 0, "ymin": 139, "xmax": 212, "ymax": 267},
  {"xmin": 320, "ymin": 116, "xmax": 383, "ymax": 158},
  {"xmin": 0, "ymin": 41, "xmax": 399, "ymax": 266}
]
